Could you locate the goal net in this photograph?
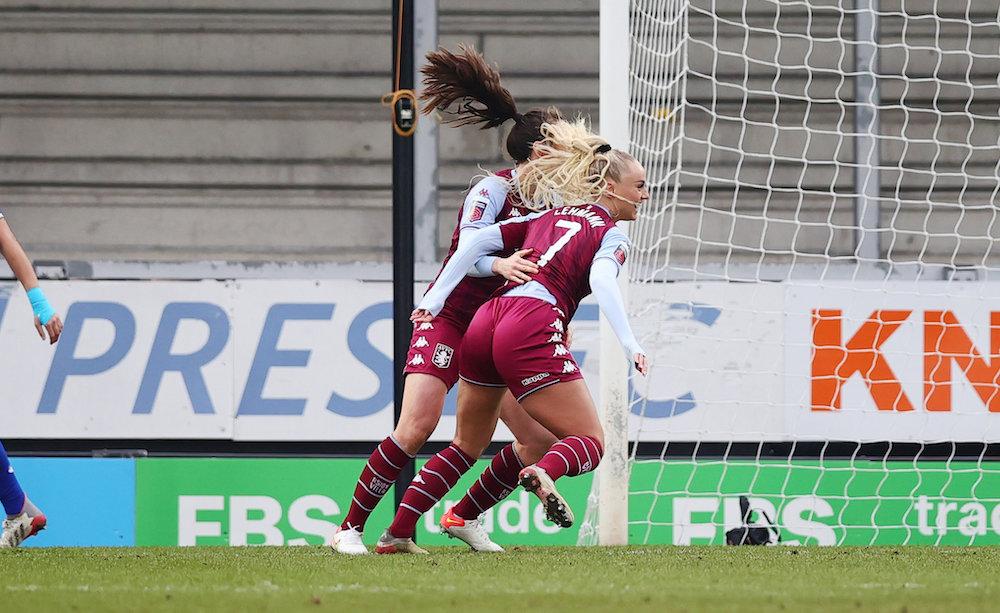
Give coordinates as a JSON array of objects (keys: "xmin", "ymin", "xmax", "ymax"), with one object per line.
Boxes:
[{"xmin": 585, "ymin": 0, "xmax": 1000, "ymax": 546}]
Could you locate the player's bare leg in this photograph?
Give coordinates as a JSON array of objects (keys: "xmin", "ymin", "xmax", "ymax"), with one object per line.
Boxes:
[
  {"xmin": 516, "ymin": 380, "xmax": 605, "ymax": 528},
  {"xmin": 444, "ymin": 392, "xmax": 557, "ymax": 551},
  {"xmin": 333, "ymin": 374, "xmax": 446, "ymax": 555},
  {"xmin": 380, "ymin": 381, "xmax": 506, "ymax": 553}
]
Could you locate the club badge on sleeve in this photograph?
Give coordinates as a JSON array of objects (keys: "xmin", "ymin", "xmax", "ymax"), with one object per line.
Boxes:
[
  {"xmin": 469, "ymin": 189, "xmax": 491, "ymax": 222},
  {"xmin": 614, "ymin": 244, "xmax": 628, "ymax": 265}
]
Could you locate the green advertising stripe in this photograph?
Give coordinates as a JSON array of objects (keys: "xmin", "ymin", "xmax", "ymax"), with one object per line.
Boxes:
[
  {"xmin": 135, "ymin": 458, "xmax": 1000, "ymax": 547},
  {"xmin": 136, "ymin": 458, "xmax": 394, "ymax": 547},
  {"xmin": 135, "ymin": 458, "xmax": 590, "ymax": 547},
  {"xmin": 629, "ymin": 460, "xmax": 1000, "ymax": 546}
]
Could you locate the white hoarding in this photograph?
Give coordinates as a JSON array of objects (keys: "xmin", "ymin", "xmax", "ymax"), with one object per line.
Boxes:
[
  {"xmin": 0, "ymin": 281, "xmax": 235, "ymax": 439},
  {"xmin": 0, "ymin": 280, "xmax": 602, "ymax": 441},
  {"xmin": 3, "ymin": 279, "xmax": 998, "ymax": 442},
  {"xmin": 627, "ymin": 282, "xmax": 786, "ymax": 441},
  {"xmin": 784, "ymin": 282, "xmax": 1000, "ymax": 442}
]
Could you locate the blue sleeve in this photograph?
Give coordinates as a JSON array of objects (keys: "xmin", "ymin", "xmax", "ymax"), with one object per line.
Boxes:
[
  {"xmin": 458, "ymin": 175, "xmax": 510, "ymax": 277},
  {"xmin": 459, "ymin": 226, "xmax": 500, "ymax": 278},
  {"xmin": 589, "ymin": 257, "xmax": 643, "ymax": 359},
  {"xmin": 418, "ymin": 225, "xmax": 505, "ymax": 316},
  {"xmin": 460, "ymin": 175, "xmax": 510, "ymax": 231},
  {"xmin": 461, "ymin": 207, "xmax": 545, "ymax": 279},
  {"xmin": 591, "ymin": 226, "xmax": 630, "ymax": 275}
]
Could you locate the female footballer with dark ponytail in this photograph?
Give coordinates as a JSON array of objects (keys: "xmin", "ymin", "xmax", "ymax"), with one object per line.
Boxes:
[
  {"xmin": 387, "ymin": 120, "xmax": 650, "ymax": 539},
  {"xmin": 333, "ymin": 45, "xmax": 566, "ymax": 555}
]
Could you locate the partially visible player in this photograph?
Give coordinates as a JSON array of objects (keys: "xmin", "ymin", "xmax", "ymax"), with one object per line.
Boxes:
[
  {"xmin": 383, "ymin": 121, "xmax": 649, "ymax": 541},
  {"xmin": 0, "ymin": 211, "xmax": 62, "ymax": 548},
  {"xmin": 333, "ymin": 45, "xmax": 563, "ymax": 555}
]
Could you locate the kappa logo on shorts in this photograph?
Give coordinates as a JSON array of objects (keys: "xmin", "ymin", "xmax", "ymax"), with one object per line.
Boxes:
[
  {"xmin": 432, "ymin": 343, "xmax": 454, "ymax": 369},
  {"xmin": 553, "ymin": 344, "xmax": 569, "ymax": 357},
  {"xmin": 521, "ymin": 372, "xmax": 550, "ymax": 387},
  {"xmin": 548, "ymin": 332, "xmax": 563, "ymax": 344},
  {"xmin": 549, "ymin": 319, "xmax": 564, "ymax": 332},
  {"xmin": 562, "ymin": 361, "xmax": 577, "ymax": 373},
  {"xmin": 409, "ymin": 354, "xmax": 426, "ymax": 366}
]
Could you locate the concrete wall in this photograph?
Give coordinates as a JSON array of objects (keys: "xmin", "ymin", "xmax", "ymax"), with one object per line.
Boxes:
[
  {"xmin": 2, "ymin": 0, "xmax": 996, "ymax": 269},
  {"xmin": 0, "ymin": 0, "xmax": 598, "ymax": 262}
]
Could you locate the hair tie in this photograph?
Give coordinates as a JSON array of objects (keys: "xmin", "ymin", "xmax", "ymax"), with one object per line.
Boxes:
[
  {"xmin": 595, "ymin": 143, "xmax": 612, "ymax": 154},
  {"xmin": 513, "ymin": 112, "xmax": 525, "ymax": 124}
]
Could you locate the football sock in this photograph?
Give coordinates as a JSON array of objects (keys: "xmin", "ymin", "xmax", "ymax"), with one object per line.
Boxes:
[
  {"xmin": 452, "ymin": 443, "xmax": 523, "ymax": 520},
  {"xmin": 22, "ymin": 497, "xmax": 42, "ymax": 518},
  {"xmin": 535, "ymin": 436, "xmax": 604, "ymax": 480},
  {"xmin": 388, "ymin": 444, "xmax": 475, "ymax": 539},
  {"xmin": 340, "ymin": 435, "xmax": 412, "ymax": 532}
]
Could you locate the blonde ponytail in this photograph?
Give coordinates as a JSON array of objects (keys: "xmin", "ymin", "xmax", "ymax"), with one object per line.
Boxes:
[{"xmin": 515, "ymin": 119, "xmax": 636, "ymax": 210}]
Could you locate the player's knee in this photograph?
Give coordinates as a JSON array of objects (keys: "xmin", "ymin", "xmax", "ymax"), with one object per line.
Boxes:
[
  {"xmin": 587, "ymin": 430, "xmax": 605, "ymax": 456},
  {"xmin": 392, "ymin": 417, "xmax": 438, "ymax": 454},
  {"xmin": 515, "ymin": 436, "xmax": 557, "ymax": 465},
  {"xmin": 452, "ymin": 436, "xmax": 489, "ymax": 459}
]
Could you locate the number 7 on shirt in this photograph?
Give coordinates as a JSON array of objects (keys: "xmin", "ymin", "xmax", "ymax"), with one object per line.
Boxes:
[{"xmin": 537, "ymin": 220, "xmax": 583, "ymax": 267}]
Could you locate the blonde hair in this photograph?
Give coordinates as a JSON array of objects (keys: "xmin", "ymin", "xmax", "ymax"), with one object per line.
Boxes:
[{"xmin": 515, "ymin": 119, "xmax": 637, "ymax": 210}]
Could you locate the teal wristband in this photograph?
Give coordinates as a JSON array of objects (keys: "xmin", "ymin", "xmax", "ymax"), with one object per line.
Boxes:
[{"xmin": 26, "ymin": 287, "xmax": 55, "ymax": 325}]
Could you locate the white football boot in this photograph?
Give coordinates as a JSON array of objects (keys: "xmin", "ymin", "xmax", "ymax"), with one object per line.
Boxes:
[
  {"xmin": 331, "ymin": 525, "xmax": 369, "ymax": 555},
  {"xmin": 0, "ymin": 513, "xmax": 46, "ymax": 548},
  {"xmin": 373, "ymin": 530, "xmax": 429, "ymax": 555},
  {"xmin": 440, "ymin": 507, "xmax": 504, "ymax": 552},
  {"xmin": 519, "ymin": 465, "xmax": 574, "ymax": 528}
]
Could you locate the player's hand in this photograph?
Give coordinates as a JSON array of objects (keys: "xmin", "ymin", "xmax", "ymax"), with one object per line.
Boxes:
[
  {"xmin": 492, "ymin": 248, "xmax": 537, "ymax": 284},
  {"xmin": 35, "ymin": 313, "xmax": 63, "ymax": 345},
  {"xmin": 565, "ymin": 325, "xmax": 574, "ymax": 349},
  {"xmin": 410, "ymin": 308, "xmax": 433, "ymax": 323},
  {"xmin": 634, "ymin": 353, "xmax": 648, "ymax": 376}
]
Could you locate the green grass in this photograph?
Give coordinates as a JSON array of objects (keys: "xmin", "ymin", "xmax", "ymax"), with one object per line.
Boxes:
[{"xmin": 1, "ymin": 546, "xmax": 998, "ymax": 612}]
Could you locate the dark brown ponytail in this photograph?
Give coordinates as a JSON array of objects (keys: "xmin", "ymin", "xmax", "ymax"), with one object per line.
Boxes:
[
  {"xmin": 420, "ymin": 44, "xmax": 518, "ymax": 129},
  {"xmin": 420, "ymin": 45, "xmax": 564, "ymax": 163}
]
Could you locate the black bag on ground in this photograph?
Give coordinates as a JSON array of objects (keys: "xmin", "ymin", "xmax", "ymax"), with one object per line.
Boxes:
[{"xmin": 725, "ymin": 496, "xmax": 781, "ymax": 545}]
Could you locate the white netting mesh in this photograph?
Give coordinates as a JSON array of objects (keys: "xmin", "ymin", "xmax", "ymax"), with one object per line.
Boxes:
[{"xmin": 588, "ymin": 0, "xmax": 1000, "ymax": 546}]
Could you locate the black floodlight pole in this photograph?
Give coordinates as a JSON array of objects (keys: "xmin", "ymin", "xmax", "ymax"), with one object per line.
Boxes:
[{"xmin": 391, "ymin": 0, "xmax": 416, "ymax": 513}]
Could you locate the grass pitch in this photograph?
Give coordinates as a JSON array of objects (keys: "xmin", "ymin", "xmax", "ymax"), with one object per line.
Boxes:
[{"xmin": 1, "ymin": 546, "xmax": 997, "ymax": 612}]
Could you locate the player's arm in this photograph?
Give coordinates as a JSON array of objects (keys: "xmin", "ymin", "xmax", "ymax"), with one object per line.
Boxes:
[
  {"xmin": 0, "ymin": 216, "xmax": 63, "ymax": 343},
  {"xmin": 414, "ymin": 225, "xmax": 505, "ymax": 320},
  {"xmin": 413, "ymin": 213, "xmax": 540, "ymax": 321},
  {"xmin": 458, "ymin": 176, "xmax": 537, "ymax": 281},
  {"xmin": 589, "ymin": 230, "xmax": 646, "ymax": 375}
]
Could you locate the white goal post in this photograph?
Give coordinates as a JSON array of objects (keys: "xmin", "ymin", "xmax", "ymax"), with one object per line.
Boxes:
[
  {"xmin": 593, "ymin": 0, "xmax": 634, "ymax": 548},
  {"xmin": 590, "ymin": 0, "xmax": 1000, "ymax": 547}
]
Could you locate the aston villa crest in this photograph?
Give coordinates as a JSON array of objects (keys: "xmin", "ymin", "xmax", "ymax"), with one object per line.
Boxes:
[{"xmin": 432, "ymin": 343, "xmax": 454, "ymax": 369}]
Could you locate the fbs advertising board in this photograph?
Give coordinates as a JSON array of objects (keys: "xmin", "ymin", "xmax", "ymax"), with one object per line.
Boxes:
[
  {"xmin": 13, "ymin": 457, "xmax": 1000, "ymax": 548},
  {"xmin": 134, "ymin": 458, "xmax": 586, "ymax": 547}
]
